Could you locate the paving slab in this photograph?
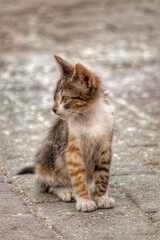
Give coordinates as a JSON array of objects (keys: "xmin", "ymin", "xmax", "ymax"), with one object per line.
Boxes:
[
  {"xmin": 111, "ymin": 175, "xmax": 160, "ymax": 214},
  {"xmin": 113, "ymin": 103, "xmax": 160, "ymax": 147},
  {"xmin": 102, "ymin": 68, "xmax": 160, "ymax": 123},
  {"xmin": 111, "ymin": 139, "xmax": 154, "ymax": 176},
  {"xmin": 0, "ymin": 173, "xmax": 59, "ymax": 240},
  {"xmin": 135, "ymin": 146, "xmax": 160, "ymax": 169},
  {"xmin": 15, "ymin": 175, "xmax": 60, "ymax": 204},
  {"xmin": 37, "ymin": 189, "xmax": 159, "ymax": 240},
  {"xmin": 0, "ymin": 95, "xmax": 46, "ymax": 175}
]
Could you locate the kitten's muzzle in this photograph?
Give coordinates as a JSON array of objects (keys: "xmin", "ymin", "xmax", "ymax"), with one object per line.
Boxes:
[
  {"xmin": 52, "ymin": 108, "xmax": 57, "ymax": 114},
  {"xmin": 52, "ymin": 102, "xmax": 58, "ymax": 114}
]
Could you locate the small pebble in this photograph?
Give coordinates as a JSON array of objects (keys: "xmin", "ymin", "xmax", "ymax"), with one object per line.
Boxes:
[
  {"xmin": 7, "ymin": 180, "xmax": 12, "ymax": 184},
  {"xmin": 98, "ymin": 212, "xmax": 104, "ymax": 215}
]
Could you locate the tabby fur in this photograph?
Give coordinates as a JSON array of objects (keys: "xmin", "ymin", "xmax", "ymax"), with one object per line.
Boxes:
[{"xmin": 30, "ymin": 55, "xmax": 115, "ymax": 212}]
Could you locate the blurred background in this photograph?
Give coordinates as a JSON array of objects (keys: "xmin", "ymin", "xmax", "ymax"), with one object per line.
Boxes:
[{"xmin": 1, "ymin": 0, "xmax": 160, "ymax": 125}]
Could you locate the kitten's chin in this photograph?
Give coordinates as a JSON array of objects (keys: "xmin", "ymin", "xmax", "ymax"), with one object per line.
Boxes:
[
  {"xmin": 55, "ymin": 110, "xmax": 78, "ymax": 121},
  {"xmin": 55, "ymin": 113, "xmax": 69, "ymax": 121},
  {"xmin": 59, "ymin": 116, "xmax": 68, "ymax": 121}
]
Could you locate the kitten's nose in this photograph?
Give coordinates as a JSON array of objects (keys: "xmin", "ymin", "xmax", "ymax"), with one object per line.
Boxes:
[{"xmin": 52, "ymin": 108, "xmax": 57, "ymax": 113}]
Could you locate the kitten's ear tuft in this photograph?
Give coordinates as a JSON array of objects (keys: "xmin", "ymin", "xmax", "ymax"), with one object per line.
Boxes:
[
  {"xmin": 72, "ymin": 63, "xmax": 93, "ymax": 90},
  {"xmin": 54, "ymin": 55, "xmax": 74, "ymax": 77}
]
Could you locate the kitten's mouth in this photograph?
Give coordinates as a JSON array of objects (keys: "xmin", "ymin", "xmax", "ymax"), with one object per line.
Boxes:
[
  {"xmin": 52, "ymin": 109, "xmax": 63, "ymax": 118},
  {"xmin": 53, "ymin": 111, "xmax": 68, "ymax": 120}
]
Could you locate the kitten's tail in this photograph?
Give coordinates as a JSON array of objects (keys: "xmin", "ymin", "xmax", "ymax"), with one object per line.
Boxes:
[{"xmin": 17, "ymin": 166, "xmax": 35, "ymax": 175}]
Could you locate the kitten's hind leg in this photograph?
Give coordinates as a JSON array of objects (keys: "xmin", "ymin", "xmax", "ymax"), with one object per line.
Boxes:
[{"xmin": 49, "ymin": 187, "xmax": 75, "ymax": 202}]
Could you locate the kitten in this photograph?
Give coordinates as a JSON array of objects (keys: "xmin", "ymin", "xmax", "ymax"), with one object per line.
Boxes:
[{"xmin": 19, "ymin": 55, "xmax": 115, "ymax": 212}]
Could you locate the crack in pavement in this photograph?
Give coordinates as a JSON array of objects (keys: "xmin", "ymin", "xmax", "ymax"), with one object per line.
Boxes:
[{"xmin": 0, "ymin": 165, "xmax": 67, "ymax": 240}]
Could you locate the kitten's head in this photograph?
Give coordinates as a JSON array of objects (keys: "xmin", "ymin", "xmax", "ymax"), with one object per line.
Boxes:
[{"xmin": 52, "ymin": 55, "xmax": 102, "ymax": 120}]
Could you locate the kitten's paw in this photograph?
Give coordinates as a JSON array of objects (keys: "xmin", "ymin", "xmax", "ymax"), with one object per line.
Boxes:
[
  {"xmin": 95, "ymin": 195, "xmax": 115, "ymax": 209},
  {"xmin": 76, "ymin": 198, "xmax": 97, "ymax": 212},
  {"xmin": 50, "ymin": 187, "xmax": 74, "ymax": 202}
]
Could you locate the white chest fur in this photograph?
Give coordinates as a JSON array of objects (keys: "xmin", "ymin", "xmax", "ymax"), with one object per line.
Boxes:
[{"xmin": 68, "ymin": 99, "xmax": 114, "ymax": 149}]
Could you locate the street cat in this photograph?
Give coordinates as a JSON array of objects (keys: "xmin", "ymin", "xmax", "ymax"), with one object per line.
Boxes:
[{"xmin": 19, "ymin": 55, "xmax": 115, "ymax": 212}]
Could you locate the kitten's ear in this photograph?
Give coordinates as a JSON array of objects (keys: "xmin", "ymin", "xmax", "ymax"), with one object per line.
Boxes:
[
  {"xmin": 54, "ymin": 55, "xmax": 74, "ymax": 77},
  {"xmin": 72, "ymin": 63, "xmax": 93, "ymax": 91}
]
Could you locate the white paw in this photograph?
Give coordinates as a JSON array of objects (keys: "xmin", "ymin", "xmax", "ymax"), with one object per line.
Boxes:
[
  {"xmin": 95, "ymin": 195, "xmax": 115, "ymax": 209},
  {"xmin": 50, "ymin": 187, "xmax": 74, "ymax": 202},
  {"xmin": 76, "ymin": 198, "xmax": 97, "ymax": 212}
]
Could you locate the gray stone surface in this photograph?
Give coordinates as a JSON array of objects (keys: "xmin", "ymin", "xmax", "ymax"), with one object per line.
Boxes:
[
  {"xmin": 111, "ymin": 175, "xmax": 160, "ymax": 213},
  {"xmin": 0, "ymin": 0, "xmax": 160, "ymax": 239},
  {"xmin": 153, "ymin": 212, "xmax": 160, "ymax": 226},
  {"xmin": 0, "ymin": 174, "xmax": 59, "ymax": 240},
  {"xmin": 15, "ymin": 175, "xmax": 60, "ymax": 203},
  {"xmin": 37, "ymin": 189, "xmax": 159, "ymax": 240},
  {"xmin": 135, "ymin": 146, "xmax": 160, "ymax": 168},
  {"xmin": 113, "ymin": 103, "xmax": 160, "ymax": 147},
  {"xmin": 111, "ymin": 139, "xmax": 154, "ymax": 176}
]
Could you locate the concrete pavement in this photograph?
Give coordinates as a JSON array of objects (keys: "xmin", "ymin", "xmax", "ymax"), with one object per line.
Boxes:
[{"xmin": 0, "ymin": 0, "xmax": 160, "ymax": 239}]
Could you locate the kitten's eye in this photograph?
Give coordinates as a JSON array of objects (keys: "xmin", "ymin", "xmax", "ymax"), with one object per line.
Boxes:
[{"xmin": 62, "ymin": 96, "xmax": 70, "ymax": 103}]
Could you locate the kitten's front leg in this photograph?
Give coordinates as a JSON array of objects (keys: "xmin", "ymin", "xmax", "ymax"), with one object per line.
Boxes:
[
  {"xmin": 66, "ymin": 135, "xmax": 97, "ymax": 212},
  {"xmin": 94, "ymin": 145, "xmax": 115, "ymax": 209}
]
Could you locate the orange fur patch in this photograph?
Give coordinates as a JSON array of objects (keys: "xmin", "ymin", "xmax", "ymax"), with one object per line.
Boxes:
[
  {"xmin": 67, "ymin": 160, "xmax": 82, "ymax": 168},
  {"xmin": 77, "ymin": 184, "xmax": 90, "ymax": 199},
  {"xmin": 67, "ymin": 145, "xmax": 80, "ymax": 154},
  {"xmin": 65, "ymin": 134, "xmax": 91, "ymax": 200},
  {"xmin": 68, "ymin": 135, "xmax": 76, "ymax": 142},
  {"xmin": 69, "ymin": 168, "xmax": 85, "ymax": 177},
  {"xmin": 79, "ymin": 192, "xmax": 90, "ymax": 199},
  {"xmin": 72, "ymin": 179, "xmax": 84, "ymax": 188},
  {"xmin": 35, "ymin": 164, "xmax": 52, "ymax": 177}
]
